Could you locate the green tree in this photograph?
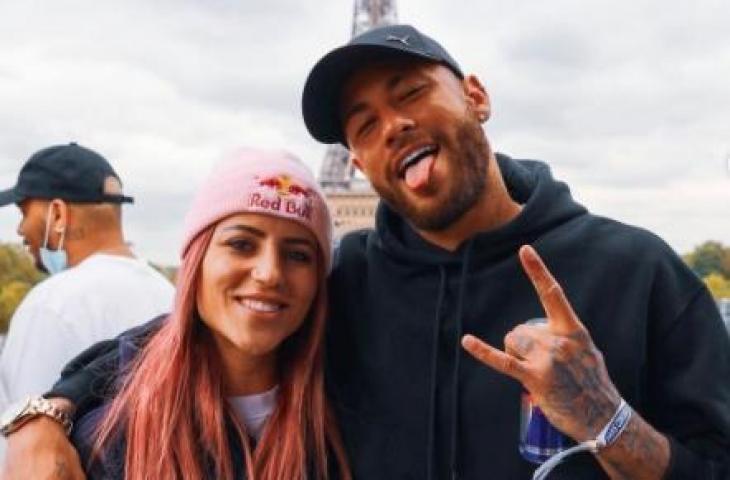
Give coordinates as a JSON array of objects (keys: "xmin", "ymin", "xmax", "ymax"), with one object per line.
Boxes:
[
  {"xmin": 704, "ymin": 273, "xmax": 730, "ymax": 299},
  {"xmin": 684, "ymin": 241, "xmax": 730, "ymax": 278},
  {"xmin": 0, "ymin": 243, "xmax": 45, "ymax": 333},
  {"xmin": 0, "ymin": 280, "xmax": 34, "ymax": 333}
]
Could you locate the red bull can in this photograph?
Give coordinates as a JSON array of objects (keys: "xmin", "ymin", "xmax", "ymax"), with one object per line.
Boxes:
[
  {"xmin": 518, "ymin": 318, "xmax": 569, "ymax": 464},
  {"xmin": 518, "ymin": 392, "xmax": 568, "ymax": 463}
]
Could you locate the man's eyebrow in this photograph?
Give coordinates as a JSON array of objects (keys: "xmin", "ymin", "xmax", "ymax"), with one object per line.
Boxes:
[
  {"xmin": 342, "ymin": 102, "xmax": 368, "ymax": 127},
  {"xmin": 386, "ymin": 74, "xmax": 405, "ymax": 90},
  {"xmin": 342, "ymin": 73, "xmax": 408, "ymax": 127}
]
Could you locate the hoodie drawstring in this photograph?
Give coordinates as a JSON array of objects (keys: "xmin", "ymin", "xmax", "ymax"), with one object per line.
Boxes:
[
  {"xmin": 449, "ymin": 239, "xmax": 474, "ymax": 480},
  {"xmin": 426, "ymin": 267, "xmax": 447, "ymax": 480}
]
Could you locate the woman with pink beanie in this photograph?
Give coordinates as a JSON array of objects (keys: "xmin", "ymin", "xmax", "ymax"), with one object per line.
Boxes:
[{"xmin": 68, "ymin": 148, "xmax": 351, "ymax": 479}]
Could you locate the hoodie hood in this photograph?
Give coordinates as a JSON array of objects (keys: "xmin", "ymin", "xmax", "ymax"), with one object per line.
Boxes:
[{"xmin": 374, "ymin": 153, "xmax": 588, "ymax": 267}]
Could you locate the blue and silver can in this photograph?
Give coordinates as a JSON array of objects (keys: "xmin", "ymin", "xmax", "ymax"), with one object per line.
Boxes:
[
  {"xmin": 517, "ymin": 318, "xmax": 569, "ymax": 464},
  {"xmin": 518, "ymin": 392, "xmax": 568, "ymax": 463}
]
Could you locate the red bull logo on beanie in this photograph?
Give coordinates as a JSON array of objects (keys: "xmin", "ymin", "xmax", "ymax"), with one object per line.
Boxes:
[{"xmin": 249, "ymin": 175, "xmax": 313, "ymax": 220}]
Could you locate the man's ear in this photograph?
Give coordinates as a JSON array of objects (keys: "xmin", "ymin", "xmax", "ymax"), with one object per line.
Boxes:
[
  {"xmin": 350, "ymin": 153, "xmax": 364, "ymax": 173},
  {"xmin": 48, "ymin": 199, "xmax": 68, "ymax": 233},
  {"xmin": 463, "ymin": 74, "xmax": 491, "ymax": 123}
]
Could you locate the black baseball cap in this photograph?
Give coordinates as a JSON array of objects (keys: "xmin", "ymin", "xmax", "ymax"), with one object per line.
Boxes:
[
  {"xmin": 302, "ymin": 24, "xmax": 464, "ymax": 146},
  {"xmin": 0, "ymin": 142, "xmax": 134, "ymax": 207}
]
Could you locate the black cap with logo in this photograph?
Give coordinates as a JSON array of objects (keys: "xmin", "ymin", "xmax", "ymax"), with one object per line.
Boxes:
[
  {"xmin": 0, "ymin": 142, "xmax": 134, "ymax": 207},
  {"xmin": 302, "ymin": 24, "xmax": 464, "ymax": 146}
]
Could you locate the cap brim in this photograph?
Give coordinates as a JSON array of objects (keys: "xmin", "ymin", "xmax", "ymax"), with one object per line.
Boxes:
[
  {"xmin": 0, "ymin": 188, "xmax": 21, "ymax": 207},
  {"xmin": 302, "ymin": 44, "xmax": 442, "ymax": 146},
  {"xmin": 101, "ymin": 194, "xmax": 134, "ymax": 204}
]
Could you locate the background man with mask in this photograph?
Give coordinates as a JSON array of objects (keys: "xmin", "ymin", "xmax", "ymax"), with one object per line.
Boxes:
[{"xmin": 0, "ymin": 143, "xmax": 174, "ymax": 456}]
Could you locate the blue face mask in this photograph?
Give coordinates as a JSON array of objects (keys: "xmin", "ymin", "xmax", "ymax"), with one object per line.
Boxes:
[{"xmin": 39, "ymin": 204, "xmax": 67, "ymax": 275}]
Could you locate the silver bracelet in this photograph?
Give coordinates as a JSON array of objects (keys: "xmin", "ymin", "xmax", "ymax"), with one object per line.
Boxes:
[{"xmin": 532, "ymin": 399, "xmax": 633, "ymax": 480}]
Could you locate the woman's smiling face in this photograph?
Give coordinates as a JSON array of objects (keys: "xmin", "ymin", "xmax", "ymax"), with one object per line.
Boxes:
[{"xmin": 196, "ymin": 212, "xmax": 319, "ymax": 361}]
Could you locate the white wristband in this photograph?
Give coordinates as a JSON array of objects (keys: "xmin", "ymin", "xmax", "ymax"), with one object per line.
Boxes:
[
  {"xmin": 532, "ymin": 399, "xmax": 633, "ymax": 480},
  {"xmin": 592, "ymin": 399, "xmax": 633, "ymax": 451}
]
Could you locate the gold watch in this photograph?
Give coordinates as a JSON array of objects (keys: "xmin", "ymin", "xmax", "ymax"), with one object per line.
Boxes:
[{"xmin": 0, "ymin": 396, "xmax": 73, "ymax": 436}]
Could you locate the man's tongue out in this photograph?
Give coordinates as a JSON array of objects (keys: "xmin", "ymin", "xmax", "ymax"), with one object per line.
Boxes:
[{"xmin": 404, "ymin": 154, "xmax": 435, "ymax": 190}]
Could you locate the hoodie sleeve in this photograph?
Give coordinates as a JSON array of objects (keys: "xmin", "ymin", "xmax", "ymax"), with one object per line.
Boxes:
[
  {"xmin": 45, "ymin": 315, "xmax": 167, "ymax": 418},
  {"xmin": 646, "ymin": 280, "xmax": 730, "ymax": 479},
  {"xmin": 46, "ymin": 342, "xmax": 119, "ymax": 418}
]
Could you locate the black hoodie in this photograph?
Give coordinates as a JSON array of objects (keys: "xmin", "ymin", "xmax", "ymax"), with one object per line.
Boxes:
[
  {"xmin": 325, "ymin": 154, "xmax": 730, "ymax": 479},
  {"xmin": 52, "ymin": 154, "xmax": 730, "ymax": 479}
]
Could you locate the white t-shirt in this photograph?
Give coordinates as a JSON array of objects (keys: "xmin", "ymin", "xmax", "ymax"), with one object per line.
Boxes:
[
  {"xmin": 0, "ymin": 254, "xmax": 174, "ymax": 410},
  {"xmin": 228, "ymin": 386, "xmax": 279, "ymax": 442}
]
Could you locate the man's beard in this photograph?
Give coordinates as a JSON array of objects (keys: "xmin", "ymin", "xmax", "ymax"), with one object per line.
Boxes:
[{"xmin": 375, "ymin": 117, "xmax": 489, "ymax": 231}]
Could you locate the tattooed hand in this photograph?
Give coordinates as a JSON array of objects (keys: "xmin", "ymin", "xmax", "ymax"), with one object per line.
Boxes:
[
  {"xmin": 462, "ymin": 245, "xmax": 669, "ymax": 479},
  {"xmin": 461, "ymin": 245, "xmax": 620, "ymax": 441}
]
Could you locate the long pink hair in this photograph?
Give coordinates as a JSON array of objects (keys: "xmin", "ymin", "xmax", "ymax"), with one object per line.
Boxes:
[{"xmin": 91, "ymin": 226, "xmax": 350, "ymax": 479}]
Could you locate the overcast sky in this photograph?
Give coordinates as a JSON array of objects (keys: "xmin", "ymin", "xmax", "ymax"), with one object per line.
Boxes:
[{"xmin": 0, "ymin": 0, "xmax": 728, "ymax": 265}]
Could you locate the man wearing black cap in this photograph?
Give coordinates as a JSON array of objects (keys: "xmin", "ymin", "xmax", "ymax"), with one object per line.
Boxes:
[
  {"xmin": 0, "ymin": 142, "xmax": 136, "ymax": 274},
  {"xmin": 0, "ymin": 143, "xmax": 174, "ymax": 459},
  {"xmin": 2, "ymin": 26, "xmax": 729, "ymax": 480},
  {"xmin": 300, "ymin": 24, "xmax": 730, "ymax": 479}
]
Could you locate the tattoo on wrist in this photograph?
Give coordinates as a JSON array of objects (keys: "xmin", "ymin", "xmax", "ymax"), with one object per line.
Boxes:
[{"xmin": 602, "ymin": 415, "xmax": 669, "ymax": 480}]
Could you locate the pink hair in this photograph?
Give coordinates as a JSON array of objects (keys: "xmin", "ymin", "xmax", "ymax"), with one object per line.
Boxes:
[{"xmin": 91, "ymin": 226, "xmax": 350, "ymax": 480}]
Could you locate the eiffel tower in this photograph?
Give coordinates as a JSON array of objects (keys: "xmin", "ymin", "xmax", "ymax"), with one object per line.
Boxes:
[{"xmin": 318, "ymin": 0, "xmax": 398, "ymax": 191}]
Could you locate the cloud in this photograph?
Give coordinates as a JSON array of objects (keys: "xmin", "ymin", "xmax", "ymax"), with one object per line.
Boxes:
[{"xmin": 0, "ymin": 0, "xmax": 727, "ymax": 265}]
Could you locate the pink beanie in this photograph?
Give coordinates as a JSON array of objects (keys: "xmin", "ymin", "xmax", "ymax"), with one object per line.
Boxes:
[{"xmin": 181, "ymin": 148, "xmax": 333, "ymax": 273}]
